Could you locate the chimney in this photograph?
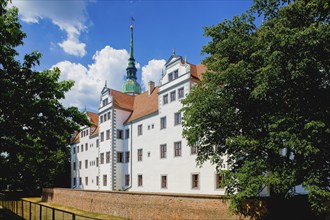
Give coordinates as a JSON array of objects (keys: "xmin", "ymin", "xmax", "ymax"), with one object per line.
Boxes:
[{"xmin": 148, "ymin": 81, "xmax": 155, "ymax": 95}]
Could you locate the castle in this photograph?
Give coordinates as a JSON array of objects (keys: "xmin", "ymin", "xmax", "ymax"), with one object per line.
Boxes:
[{"xmin": 70, "ymin": 25, "xmax": 227, "ymax": 195}]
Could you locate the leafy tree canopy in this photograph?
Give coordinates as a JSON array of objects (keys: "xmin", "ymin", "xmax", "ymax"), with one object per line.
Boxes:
[
  {"xmin": 0, "ymin": 0, "xmax": 89, "ymax": 193},
  {"xmin": 182, "ymin": 0, "xmax": 329, "ymax": 215}
]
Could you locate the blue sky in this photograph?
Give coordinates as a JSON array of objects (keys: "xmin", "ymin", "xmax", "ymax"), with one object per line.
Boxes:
[{"xmin": 11, "ymin": 0, "xmax": 253, "ymax": 112}]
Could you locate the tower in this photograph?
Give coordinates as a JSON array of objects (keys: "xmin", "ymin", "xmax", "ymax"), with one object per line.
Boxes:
[{"xmin": 121, "ymin": 24, "xmax": 141, "ymax": 95}]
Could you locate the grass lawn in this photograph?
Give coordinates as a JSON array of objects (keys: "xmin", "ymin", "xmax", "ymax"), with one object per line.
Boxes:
[{"xmin": 16, "ymin": 197, "xmax": 127, "ymax": 220}]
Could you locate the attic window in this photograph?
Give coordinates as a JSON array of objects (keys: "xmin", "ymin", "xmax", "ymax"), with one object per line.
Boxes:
[
  {"xmin": 168, "ymin": 69, "xmax": 179, "ymax": 82},
  {"xmin": 102, "ymin": 98, "xmax": 108, "ymax": 107}
]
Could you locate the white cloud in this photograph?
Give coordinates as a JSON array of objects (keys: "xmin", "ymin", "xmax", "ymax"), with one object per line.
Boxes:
[
  {"xmin": 141, "ymin": 59, "xmax": 166, "ymax": 90},
  {"xmin": 11, "ymin": 0, "xmax": 88, "ymax": 57},
  {"xmin": 54, "ymin": 46, "xmax": 131, "ymax": 112}
]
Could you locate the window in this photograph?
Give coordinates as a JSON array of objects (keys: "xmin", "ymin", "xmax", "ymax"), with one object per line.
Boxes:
[
  {"xmin": 79, "ymin": 161, "xmax": 82, "ymax": 169},
  {"xmin": 103, "ymin": 113, "xmax": 107, "ymax": 121},
  {"xmin": 73, "ymin": 177, "xmax": 76, "ymax": 186},
  {"xmin": 160, "ymin": 117, "xmax": 167, "ymax": 129},
  {"xmin": 168, "ymin": 73, "xmax": 173, "ymax": 81},
  {"xmin": 81, "ymin": 144, "xmax": 83, "ymax": 152},
  {"xmin": 77, "ymin": 145, "xmax": 79, "ymax": 153},
  {"xmin": 117, "ymin": 152, "xmax": 123, "ymax": 163},
  {"xmin": 100, "ymin": 132, "xmax": 104, "ymax": 142},
  {"xmin": 85, "ymin": 177, "xmax": 88, "ymax": 186},
  {"xmin": 86, "ymin": 129, "xmax": 88, "ymax": 136},
  {"xmin": 216, "ymin": 174, "xmax": 225, "ymax": 189},
  {"xmin": 117, "ymin": 129, "xmax": 123, "ymax": 139},
  {"xmin": 191, "ymin": 145, "xmax": 197, "ymax": 155},
  {"xmin": 174, "ymin": 112, "xmax": 181, "ymax": 125},
  {"xmin": 106, "ymin": 152, "xmax": 110, "ymax": 163},
  {"xmin": 85, "ymin": 160, "xmax": 88, "ymax": 169},
  {"xmin": 160, "ymin": 144, "xmax": 167, "ymax": 159},
  {"xmin": 163, "ymin": 94, "xmax": 168, "ymax": 105},
  {"xmin": 192, "ymin": 174, "xmax": 199, "ymax": 189},
  {"xmin": 96, "ymin": 139, "xmax": 99, "ymax": 147},
  {"xmin": 174, "ymin": 141, "xmax": 182, "ymax": 157},
  {"xmin": 125, "ymin": 175, "xmax": 130, "ymax": 186},
  {"xmin": 79, "ymin": 177, "xmax": 82, "ymax": 186},
  {"xmin": 178, "ymin": 87, "xmax": 184, "ymax": 99},
  {"xmin": 138, "ymin": 124, "xmax": 143, "ymax": 136},
  {"xmin": 138, "ymin": 175, "xmax": 143, "ymax": 187},
  {"xmin": 73, "ymin": 147, "xmax": 76, "ymax": 154},
  {"xmin": 85, "ymin": 143, "xmax": 88, "ymax": 151},
  {"xmin": 125, "ymin": 129, "xmax": 129, "ymax": 139},
  {"xmin": 106, "ymin": 129, "xmax": 110, "ymax": 140},
  {"xmin": 96, "ymin": 157, "xmax": 99, "ymax": 167},
  {"xmin": 73, "ymin": 162, "xmax": 76, "ymax": 170},
  {"xmin": 138, "ymin": 149, "xmax": 143, "ymax": 161},
  {"xmin": 103, "ymin": 175, "xmax": 107, "ymax": 186},
  {"xmin": 161, "ymin": 175, "xmax": 167, "ymax": 189},
  {"xmin": 100, "ymin": 153, "xmax": 104, "ymax": 164},
  {"xmin": 173, "ymin": 70, "xmax": 178, "ymax": 79},
  {"xmin": 107, "ymin": 112, "xmax": 111, "ymax": 120},
  {"xmin": 100, "ymin": 115, "xmax": 103, "ymax": 123},
  {"xmin": 170, "ymin": 91, "xmax": 176, "ymax": 102},
  {"xmin": 102, "ymin": 98, "xmax": 108, "ymax": 107},
  {"xmin": 125, "ymin": 152, "xmax": 130, "ymax": 163},
  {"xmin": 96, "ymin": 176, "xmax": 99, "ymax": 186}
]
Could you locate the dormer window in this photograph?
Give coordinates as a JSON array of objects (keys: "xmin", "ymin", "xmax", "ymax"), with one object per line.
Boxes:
[
  {"xmin": 168, "ymin": 73, "xmax": 173, "ymax": 82},
  {"xmin": 173, "ymin": 70, "xmax": 178, "ymax": 79},
  {"xmin": 102, "ymin": 98, "xmax": 108, "ymax": 107},
  {"xmin": 168, "ymin": 69, "xmax": 179, "ymax": 82}
]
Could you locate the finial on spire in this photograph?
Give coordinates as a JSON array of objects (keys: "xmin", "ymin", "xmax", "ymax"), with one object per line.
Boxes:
[
  {"xmin": 172, "ymin": 48, "xmax": 176, "ymax": 55},
  {"xmin": 184, "ymin": 55, "xmax": 187, "ymax": 64}
]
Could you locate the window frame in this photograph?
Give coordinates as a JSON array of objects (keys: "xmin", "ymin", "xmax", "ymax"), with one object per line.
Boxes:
[
  {"xmin": 174, "ymin": 141, "xmax": 182, "ymax": 157},
  {"xmin": 174, "ymin": 112, "xmax": 181, "ymax": 125},
  {"xmin": 160, "ymin": 116, "xmax": 167, "ymax": 130},
  {"xmin": 192, "ymin": 173, "xmax": 200, "ymax": 190},
  {"xmin": 137, "ymin": 149, "xmax": 143, "ymax": 162},
  {"xmin": 160, "ymin": 144, "xmax": 167, "ymax": 159}
]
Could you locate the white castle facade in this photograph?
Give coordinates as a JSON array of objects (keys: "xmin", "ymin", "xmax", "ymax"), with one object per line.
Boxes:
[{"xmin": 70, "ymin": 25, "xmax": 227, "ymax": 195}]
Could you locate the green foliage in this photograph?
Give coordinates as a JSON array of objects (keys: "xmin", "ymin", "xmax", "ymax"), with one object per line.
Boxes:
[
  {"xmin": 182, "ymin": 0, "xmax": 329, "ymax": 215},
  {"xmin": 0, "ymin": 0, "xmax": 89, "ymax": 193}
]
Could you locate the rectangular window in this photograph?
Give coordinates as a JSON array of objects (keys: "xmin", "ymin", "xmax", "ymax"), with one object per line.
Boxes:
[
  {"xmin": 192, "ymin": 174, "xmax": 199, "ymax": 189},
  {"xmin": 103, "ymin": 113, "xmax": 107, "ymax": 121},
  {"xmin": 170, "ymin": 91, "xmax": 176, "ymax": 102},
  {"xmin": 138, "ymin": 175, "xmax": 143, "ymax": 187},
  {"xmin": 191, "ymin": 145, "xmax": 197, "ymax": 155},
  {"xmin": 160, "ymin": 144, "xmax": 167, "ymax": 159},
  {"xmin": 117, "ymin": 152, "xmax": 123, "ymax": 163},
  {"xmin": 117, "ymin": 129, "xmax": 123, "ymax": 139},
  {"xmin": 100, "ymin": 115, "xmax": 103, "ymax": 123},
  {"xmin": 96, "ymin": 157, "xmax": 99, "ymax": 167},
  {"xmin": 106, "ymin": 129, "xmax": 110, "ymax": 140},
  {"xmin": 96, "ymin": 176, "xmax": 99, "ymax": 186},
  {"xmin": 174, "ymin": 112, "xmax": 181, "ymax": 125},
  {"xmin": 77, "ymin": 145, "xmax": 79, "ymax": 153},
  {"xmin": 73, "ymin": 177, "xmax": 76, "ymax": 186},
  {"xmin": 174, "ymin": 70, "xmax": 178, "ymax": 79},
  {"xmin": 125, "ymin": 151, "xmax": 130, "ymax": 163},
  {"xmin": 73, "ymin": 147, "xmax": 76, "ymax": 154},
  {"xmin": 103, "ymin": 175, "xmax": 107, "ymax": 186},
  {"xmin": 178, "ymin": 87, "xmax": 184, "ymax": 99},
  {"xmin": 73, "ymin": 162, "xmax": 76, "ymax": 170},
  {"xmin": 168, "ymin": 73, "xmax": 173, "ymax": 82},
  {"xmin": 138, "ymin": 149, "xmax": 143, "ymax": 161},
  {"xmin": 161, "ymin": 175, "xmax": 167, "ymax": 189},
  {"xmin": 160, "ymin": 117, "xmax": 167, "ymax": 129},
  {"xmin": 100, "ymin": 132, "xmax": 104, "ymax": 142},
  {"xmin": 85, "ymin": 143, "xmax": 88, "ymax": 151},
  {"xmin": 125, "ymin": 129, "xmax": 129, "ymax": 139},
  {"xmin": 125, "ymin": 175, "xmax": 130, "ymax": 186},
  {"xmin": 106, "ymin": 151, "xmax": 110, "ymax": 163},
  {"xmin": 81, "ymin": 144, "xmax": 83, "ymax": 152},
  {"xmin": 107, "ymin": 112, "xmax": 111, "ymax": 120},
  {"xmin": 86, "ymin": 129, "xmax": 88, "ymax": 136},
  {"xmin": 79, "ymin": 177, "xmax": 82, "ymax": 186},
  {"xmin": 85, "ymin": 159, "xmax": 88, "ymax": 169},
  {"xmin": 163, "ymin": 94, "xmax": 168, "ymax": 105},
  {"xmin": 79, "ymin": 161, "xmax": 82, "ymax": 169},
  {"xmin": 138, "ymin": 124, "xmax": 143, "ymax": 136},
  {"xmin": 174, "ymin": 141, "xmax": 182, "ymax": 157},
  {"xmin": 215, "ymin": 174, "xmax": 225, "ymax": 189},
  {"xmin": 96, "ymin": 139, "xmax": 99, "ymax": 147},
  {"xmin": 85, "ymin": 177, "xmax": 88, "ymax": 186},
  {"xmin": 100, "ymin": 153, "xmax": 104, "ymax": 164}
]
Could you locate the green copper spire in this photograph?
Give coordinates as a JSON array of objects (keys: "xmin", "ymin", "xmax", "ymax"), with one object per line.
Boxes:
[{"xmin": 122, "ymin": 24, "xmax": 141, "ymax": 95}]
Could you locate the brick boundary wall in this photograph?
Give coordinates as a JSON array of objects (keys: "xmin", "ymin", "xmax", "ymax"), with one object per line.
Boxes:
[{"xmin": 42, "ymin": 188, "xmax": 247, "ymax": 220}]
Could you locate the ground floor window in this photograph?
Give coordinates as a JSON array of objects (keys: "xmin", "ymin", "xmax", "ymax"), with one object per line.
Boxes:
[
  {"xmin": 215, "ymin": 173, "xmax": 225, "ymax": 189},
  {"xmin": 125, "ymin": 175, "xmax": 130, "ymax": 186},
  {"xmin": 138, "ymin": 175, "xmax": 143, "ymax": 187},
  {"xmin": 161, "ymin": 175, "xmax": 167, "ymax": 189},
  {"xmin": 103, "ymin": 175, "xmax": 107, "ymax": 186},
  {"xmin": 85, "ymin": 177, "xmax": 88, "ymax": 186},
  {"xmin": 96, "ymin": 176, "xmax": 99, "ymax": 186},
  {"xmin": 192, "ymin": 174, "xmax": 199, "ymax": 189}
]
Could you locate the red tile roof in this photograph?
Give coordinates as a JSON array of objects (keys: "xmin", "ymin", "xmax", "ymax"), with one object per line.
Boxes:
[{"xmin": 111, "ymin": 90, "xmax": 135, "ymax": 111}]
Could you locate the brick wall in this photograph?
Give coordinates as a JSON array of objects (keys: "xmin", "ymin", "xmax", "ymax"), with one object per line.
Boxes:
[{"xmin": 42, "ymin": 188, "xmax": 246, "ymax": 219}]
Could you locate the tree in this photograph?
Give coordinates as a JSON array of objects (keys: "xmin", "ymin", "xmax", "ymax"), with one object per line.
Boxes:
[
  {"xmin": 0, "ymin": 0, "xmax": 89, "ymax": 193},
  {"xmin": 182, "ymin": 0, "xmax": 329, "ymax": 215}
]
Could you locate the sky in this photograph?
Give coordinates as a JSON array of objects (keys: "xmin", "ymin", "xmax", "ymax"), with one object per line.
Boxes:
[{"xmin": 10, "ymin": 0, "xmax": 253, "ymax": 112}]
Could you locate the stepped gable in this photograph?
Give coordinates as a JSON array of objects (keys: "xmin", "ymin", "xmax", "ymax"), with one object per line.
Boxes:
[{"xmin": 126, "ymin": 87, "xmax": 159, "ymax": 123}]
